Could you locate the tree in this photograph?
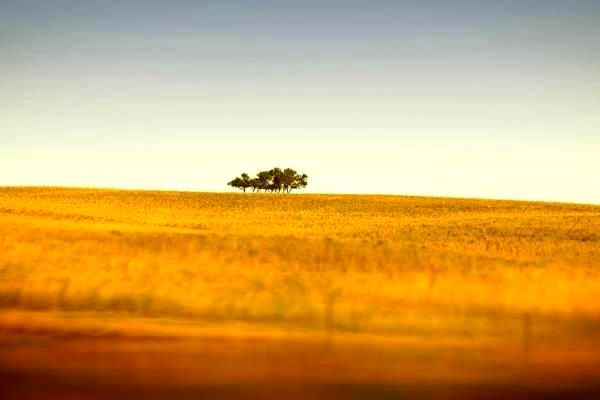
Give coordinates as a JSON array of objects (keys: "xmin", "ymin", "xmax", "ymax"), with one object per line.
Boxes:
[
  {"xmin": 269, "ymin": 168, "xmax": 283, "ymax": 192},
  {"xmin": 240, "ymin": 173, "xmax": 251, "ymax": 191},
  {"xmin": 228, "ymin": 173, "xmax": 252, "ymax": 192},
  {"xmin": 282, "ymin": 168, "xmax": 297, "ymax": 193},
  {"xmin": 291, "ymin": 173, "xmax": 308, "ymax": 193},
  {"xmin": 227, "ymin": 177, "xmax": 244, "ymax": 192},
  {"xmin": 228, "ymin": 168, "xmax": 308, "ymax": 193},
  {"xmin": 256, "ymin": 170, "xmax": 272, "ymax": 192},
  {"xmin": 249, "ymin": 178, "xmax": 259, "ymax": 192}
]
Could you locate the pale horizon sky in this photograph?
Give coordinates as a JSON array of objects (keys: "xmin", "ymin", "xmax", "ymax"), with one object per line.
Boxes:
[{"xmin": 2, "ymin": 1, "xmax": 599, "ymax": 204}]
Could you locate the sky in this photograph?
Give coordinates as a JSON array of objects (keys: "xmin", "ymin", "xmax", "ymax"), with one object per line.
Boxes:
[{"xmin": 1, "ymin": 0, "xmax": 599, "ymax": 204}]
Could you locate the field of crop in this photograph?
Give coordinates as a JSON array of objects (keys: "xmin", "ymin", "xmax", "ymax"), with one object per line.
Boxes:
[{"xmin": 1, "ymin": 187, "xmax": 600, "ymax": 399}]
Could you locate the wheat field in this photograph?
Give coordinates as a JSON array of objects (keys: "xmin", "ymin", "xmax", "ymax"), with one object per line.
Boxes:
[{"xmin": 1, "ymin": 187, "xmax": 600, "ymax": 399}]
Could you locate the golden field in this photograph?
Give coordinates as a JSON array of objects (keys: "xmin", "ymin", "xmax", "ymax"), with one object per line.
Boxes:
[{"xmin": 1, "ymin": 187, "xmax": 600, "ymax": 399}]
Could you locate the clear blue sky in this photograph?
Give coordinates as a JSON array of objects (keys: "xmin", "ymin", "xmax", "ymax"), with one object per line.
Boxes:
[{"xmin": 2, "ymin": 1, "xmax": 599, "ymax": 203}]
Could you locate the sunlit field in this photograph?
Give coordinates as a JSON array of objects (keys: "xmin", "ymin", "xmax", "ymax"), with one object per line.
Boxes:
[{"xmin": 1, "ymin": 187, "xmax": 600, "ymax": 399}]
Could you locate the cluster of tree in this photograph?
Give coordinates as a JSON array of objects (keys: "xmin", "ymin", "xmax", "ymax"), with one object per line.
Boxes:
[{"xmin": 228, "ymin": 168, "xmax": 308, "ymax": 193}]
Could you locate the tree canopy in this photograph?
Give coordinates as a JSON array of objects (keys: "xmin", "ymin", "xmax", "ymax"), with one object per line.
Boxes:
[{"xmin": 228, "ymin": 168, "xmax": 308, "ymax": 193}]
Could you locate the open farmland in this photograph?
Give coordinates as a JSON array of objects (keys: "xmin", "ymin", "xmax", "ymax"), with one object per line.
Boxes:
[{"xmin": 1, "ymin": 187, "xmax": 600, "ymax": 399}]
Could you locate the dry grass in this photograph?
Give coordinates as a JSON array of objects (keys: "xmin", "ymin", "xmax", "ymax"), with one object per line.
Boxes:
[
  {"xmin": 1, "ymin": 187, "xmax": 599, "ymax": 331},
  {"xmin": 1, "ymin": 187, "xmax": 599, "ymax": 398}
]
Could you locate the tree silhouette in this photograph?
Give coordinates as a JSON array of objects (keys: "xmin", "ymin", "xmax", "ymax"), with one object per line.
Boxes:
[
  {"xmin": 240, "ymin": 173, "xmax": 251, "ymax": 190},
  {"xmin": 227, "ymin": 177, "xmax": 243, "ymax": 192},
  {"xmin": 293, "ymin": 173, "xmax": 308, "ymax": 192},
  {"xmin": 282, "ymin": 168, "xmax": 297, "ymax": 193},
  {"xmin": 228, "ymin": 168, "xmax": 308, "ymax": 193},
  {"xmin": 227, "ymin": 172, "xmax": 252, "ymax": 192},
  {"xmin": 256, "ymin": 170, "xmax": 272, "ymax": 192},
  {"xmin": 269, "ymin": 168, "xmax": 283, "ymax": 192}
]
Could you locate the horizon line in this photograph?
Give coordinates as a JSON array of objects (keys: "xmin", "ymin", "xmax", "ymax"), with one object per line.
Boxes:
[{"xmin": 2, "ymin": 185, "xmax": 598, "ymax": 207}]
